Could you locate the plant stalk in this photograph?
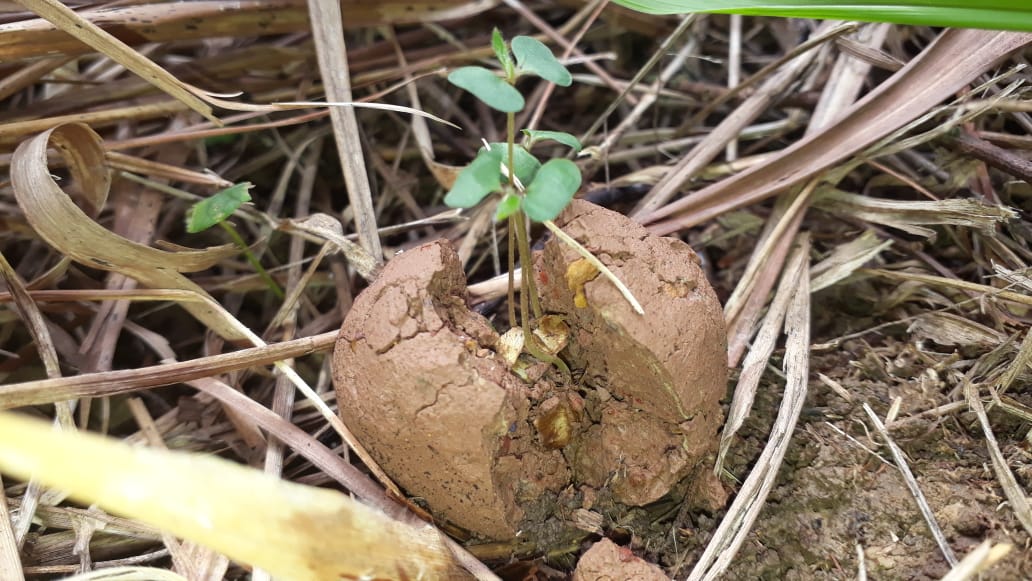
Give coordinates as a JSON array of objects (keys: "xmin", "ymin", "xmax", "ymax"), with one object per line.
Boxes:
[{"xmin": 219, "ymin": 222, "xmax": 285, "ymax": 299}]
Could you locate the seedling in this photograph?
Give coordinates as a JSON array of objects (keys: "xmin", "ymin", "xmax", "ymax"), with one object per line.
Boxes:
[
  {"xmin": 444, "ymin": 30, "xmax": 642, "ymax": 375},
  {"xmin": 186, "ymin": 182, "xmax": 284, "ymax": 299}
]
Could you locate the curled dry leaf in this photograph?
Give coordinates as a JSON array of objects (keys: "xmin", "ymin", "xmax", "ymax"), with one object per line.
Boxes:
[
  {"xmin": 333, "ymin": 200, "xmax": 727, "ymax": 542},
  {"xmin": 10, "ymin": 122, "xmax": 247, "ymax": 342}
]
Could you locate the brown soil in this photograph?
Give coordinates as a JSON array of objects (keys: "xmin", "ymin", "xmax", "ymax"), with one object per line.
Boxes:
[
  {"xmin": 332, "ymin": 200, "xmax": 728, "ymax": 548},
  {"xmin": 669, "ymin": 322, "xmax": 1032, "ymax": 579}
]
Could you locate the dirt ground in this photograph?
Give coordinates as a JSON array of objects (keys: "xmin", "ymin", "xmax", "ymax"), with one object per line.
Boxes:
[{"xmin": 690, "ymin": 298, "xmax": 1032, "ymax": 579}]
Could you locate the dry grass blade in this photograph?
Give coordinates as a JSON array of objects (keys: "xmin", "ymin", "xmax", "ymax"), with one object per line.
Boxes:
[
  {"xmin": 907, "ymin": 313, "xmax": 1007, "ymax": 348},
  {"xmin": 59, "ymin": 567, "xmax": 188, "ymax": 581},
  {"xmin": 812, "ymin": 188, "xmax": 1017, "ymax": 237},
  {"xmin": 992, "ymin": 310, "xmax": 1032, "ymax": 395},
  {"xmin": 866, "ymin": 269, "xmax": 1032, "ymax": 308},
  {"xmin": 308, "ymin": 0, "xmax": 383, "ymax": 263},
  {"xmin": 0, "ymin": 412, "xmax": 473, "ymax": 581},
  {"xmin": 644, "ymin": 28, "xmax": 1032, "ymax": 233},
  {"xmin": 961, "ymin": 378, "xmax": 1032, "ymax": 537},
  {"xmin": 862, "ymin": 402, "xmax": 957, "ymax": 566},
  {"xmin": 10, "ymin": 123, "xmax": 247, "ymax": 341},
  {"xmin": 810, "ymin": 230, "xmax": 892, "ymax": 292},
  {"xmin": 688, "ymin": 234, "xmax": 810, "ymax": 581},
  {"xmin": 0, "ymin": 0, "xmax": 498, "ymax": 60},
  {"xmin": 632, "ymin": 21, "xmax": 855, "ymax": 218},
  {"xmin": 940, "ymin": 541, "xmax": 1013, "ymax": 581},
  {"xmin": 10, "ymin": 0, "xmax": 217, "ymax": 123},
  {"xmin": 716, "ymin": 234, "xmax": 809, "ymax": 472},
  {"xmin": 0, "ymin": 252, "xmax": 61, "ymax": 382},
  {"xmin": 0, "ymin": 332, "xmax": 337, "ymax": 409},
  {"xmin": 0, "ymin": 475, "xmax": 23, "ymax": 581}
]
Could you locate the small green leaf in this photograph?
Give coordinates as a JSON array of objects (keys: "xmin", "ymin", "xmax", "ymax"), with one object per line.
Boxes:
[
  {"xmin": 494, "ymin": 193, "xmax": 521, "ymax": 221},
  {"xmin": 523, "ymin": 159, "xmax": 582, "ymax": 222},
  {"xmin": 511, "ymin": 36, "xmax": 572, "ymax": 87},
  {"xmin": 186, "ymin": 182, "xmax": 253, "ymax": 233},
  {"xmin": 487, "ymin": 143, "xmax": 541, "ymax": 186},
  {"xmin": 522, "ymin": 129, "xmax": 582, "ymax": 152},
  {"xmin": 491, "ymin": 28, "xmax": 515, "ymax": 79},
  {"xmin": 444, "ymin": 148, "xmax": 503, "ymax": 208},
  {"xmin": 448, "ymin": 66, "xmax": 524, "ymax": 113}
]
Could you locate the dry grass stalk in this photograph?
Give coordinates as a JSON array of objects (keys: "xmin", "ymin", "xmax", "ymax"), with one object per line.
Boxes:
[
  {"xmin": 716, "ymin": 231, "xmax": 809, "ymax": 472},
  {"xmin": 961, "ymin": 377, "xmax": 1032, "ymax": 537},
  {"xmin": 940, "ymin": 541, "xmax": 1013, "ymax": 581},
  {"xmin": 862, "ymin": 402, "xmax": 957, "ymax": 566},
  {"xmin": 687, "ymin": 234, "xmax": 810, "ymax": 581},
  {"xmin": 307, "ymin": 0, "xmax": 382, "ymax": 263},
  {"xmin": 642, "ymin": 29, "xmax": 1032, "ymax": 233},
  {"xmin": 11, "ymin": 0, "xmax": 217, "ymax": 122}
]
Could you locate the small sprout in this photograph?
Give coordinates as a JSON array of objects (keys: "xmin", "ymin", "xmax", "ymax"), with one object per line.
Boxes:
[
  {"xmin": 443, "ymin": 29, "xmax": 642, "ymax": 379},
  {"xmin": 495, "ymin": 193, "xmax": 521, "ymax": 221},
  {"xmin": 523, "ymin": 159, "xmax": 581, "ymax": 222},
  {"xmin": 185, "ymin": 181, "xmax": 283, "ymax": 299},
  {"xmin": 512, "ymin": 36, "xmax": 572, "ymax": 86},
  {"xmin": 447, "ymin": 66, "xmax": 524, "ymax": 113},
  {"xmin": 491, "ymin": 28, "xmax": 515, "ymax": 79},
  {"xmin": 486, "ymin": 142, "xmax": 541, "ymax": 185},
  {"xmin": 522, "ymin": 129, "xmax": 582, "ymax": 152},
  {"xmin": 185, "ymin": 182, "xmax": 252, "ymax": 233}
]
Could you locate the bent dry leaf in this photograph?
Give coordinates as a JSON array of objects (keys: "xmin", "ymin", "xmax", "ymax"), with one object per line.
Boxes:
[
  {"xmin": 9, "ymin": 122, "xmax": 247, "ymax": 342},
  {"xmin": 0, "ymin": 412, "xmax": 470, "ymax": 581},
  {"xmin": 448, "ymin": 66, "xmax": 525, "ymax": 112}
]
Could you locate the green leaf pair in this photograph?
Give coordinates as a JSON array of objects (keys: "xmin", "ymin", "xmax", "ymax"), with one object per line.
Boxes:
[
  {"xmin": 444, "ymin": 29, "xmax": 583, "ymax": 223},
  {"xmin": 443, "ymin": 143, "xmax": 583, "ymax": 222},
  {"xmin": 447, "ymin": 31, "xmax": 573, "ymax": 114}
]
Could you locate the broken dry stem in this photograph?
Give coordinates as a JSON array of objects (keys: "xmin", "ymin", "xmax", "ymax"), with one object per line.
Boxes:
[{"xmin": 542, "ymin": 219, "xmax": 644, "ymax": 315}]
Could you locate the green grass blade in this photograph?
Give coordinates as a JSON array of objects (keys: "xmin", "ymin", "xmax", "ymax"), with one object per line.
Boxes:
[{"xmin": 609, "ymin": 1, "xmax": 1032, "ymax": 32}]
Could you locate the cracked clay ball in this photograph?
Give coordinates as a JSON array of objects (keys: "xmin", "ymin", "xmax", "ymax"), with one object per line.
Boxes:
[{"xmin": 332, "ymin": 199, "xmax": 727, "ymax": 542}]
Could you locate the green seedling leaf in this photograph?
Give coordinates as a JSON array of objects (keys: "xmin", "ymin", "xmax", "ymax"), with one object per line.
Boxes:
[
  {"xmin": 495, "ymin": 193, "xmax": 522, "ymax": 221},
  {"xmin": 487, "ymin": 142, "xmax": 542, "ymax": 186},
  {"xmin": 491, "ymin": 28, "xmax": 515, "ymax": 79},
  {"xmin": 511, "ymin": 36, "xmax": 572, "ymax": 87},
  {"xmin": 186, "ymin": 182, "xmax": 253, "ymax": 233},
  {"xmin": 522, "ymin": 129, "xmax": 582, "ymax": 152},
  {"xmin": 448, "ymin": 66, "xmax": 524, "ymax": 113},
  {"xmin": 523, "ymin": 159, "xmax": 582, "ymax": 222},
  {"xmin": 444, "ymin": 148, "xmax": 503, "ymax": 208}
]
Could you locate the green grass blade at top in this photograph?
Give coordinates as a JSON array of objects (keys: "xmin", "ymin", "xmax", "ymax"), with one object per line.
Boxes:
[{"xmin": 609, "ymin": 0, "xmax": 1032, "ymax": 32}]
